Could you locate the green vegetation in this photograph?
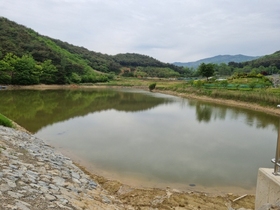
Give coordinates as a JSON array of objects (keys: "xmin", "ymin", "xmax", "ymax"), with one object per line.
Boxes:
[
  {"xmin": 1, "ymin": 16, "xmax": 280, "ymax": 110},
  {"xmin": 177, "ymin": 52, "xmax": 280, "ymax": 79},
  {"xmin": 0, "ymin": 18, "xmax": 109, "ymax": 84},
  {"xmin": 0, "ymin": 113, "xmax": 13, "ymax": 128},
  {"xmin": 198, "ymin": 63, "xmax": 214, "ymax": 80},
  {"xmin": 0, "ymin": 89, "xmax": 171, "ymax": 132},
  {"xmin": 135, "ymin": 66, "xmax": 180, "ymax": 78},
  {"xmin": 242, "ymin": 51, "xmax": 280, "ymax": 70},
  {"xmin": 102, "ymin": 73, "xmax": 280, "ymax": 108},
  {"xmin": 1, "ymin": 17, "xmax": 280, "ymax": 85},
  {"xmin": 0, "ymin": 17, "xmax": 185, "ymax": 85},
  {"xmin": 149, "ymin": 83, "xmax": 156, "ymax": 91},
  {"xmin": 156, "ymin": 75, "xmax": 280, "ymax": 107}
]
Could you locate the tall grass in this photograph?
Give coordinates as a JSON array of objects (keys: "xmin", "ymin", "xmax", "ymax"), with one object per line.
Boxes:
[
  {"xmin": 160, "ymin": 83, "xmax": 280, "ymax": 107},
  {"xmin": 99, "ymin": 78, "xmax": 280, "ymax": 107},
  {"xmin": 0, "ymin": 113, "xmax": 13, "ymax": 128},
  {"xmin": 209, "ymin": 89, "xmax": 280, "ymax": 106}
]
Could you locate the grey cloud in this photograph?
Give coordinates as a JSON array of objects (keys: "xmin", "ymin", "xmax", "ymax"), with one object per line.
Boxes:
[{"xmin": 0, "ymin": 0, "xmax": 280, "ymax": 62}]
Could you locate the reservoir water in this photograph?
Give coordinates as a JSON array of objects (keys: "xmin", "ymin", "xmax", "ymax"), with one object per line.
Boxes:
[{"xmin": 0, "ymin": 88, "xmax": 278, "ymax": 193}]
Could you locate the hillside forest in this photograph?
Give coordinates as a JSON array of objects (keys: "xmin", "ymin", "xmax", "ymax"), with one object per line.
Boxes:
[{"xmin": 0, "ymin": 17, "xmax": 280, "ymax": 85}]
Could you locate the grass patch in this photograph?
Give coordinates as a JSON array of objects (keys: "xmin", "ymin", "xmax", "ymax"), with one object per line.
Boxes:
[
  {"xmin": 0, "ymin": 113, "xmax": 13, "ymax": 128},
  {"xmin": 154, "ymin": 81, "xmax": 280, "ymax": 107}
]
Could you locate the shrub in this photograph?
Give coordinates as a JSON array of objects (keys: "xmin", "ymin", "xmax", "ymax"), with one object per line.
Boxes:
[
  {"xmin": 188, "ymin": 79, "xmax": 194, "ymax": 86},
  {"xmin": 0, "ymin": 114, "xmax": 13, "ymax": 128},
  {"xmin": 193, "ymin": 80, "xmax": 203, "ymax": 88},
  {"xmin": 149, "ymin": 83, "xmax": 156, "ymax": 91},
  {"xmin": 256, "ymin": 73, "xmax": 263, "ymax": 78}
]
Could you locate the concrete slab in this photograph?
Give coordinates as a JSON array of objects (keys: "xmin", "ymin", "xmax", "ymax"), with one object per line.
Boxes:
[{"xmin": 255, "ymin": 168, "xmax": 280, "ymax": 209}]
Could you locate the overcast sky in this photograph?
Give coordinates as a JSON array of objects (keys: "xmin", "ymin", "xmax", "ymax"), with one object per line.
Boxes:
[{"xmin": 1, "ymin": 0, "xmax": 280, "ymax": 63}]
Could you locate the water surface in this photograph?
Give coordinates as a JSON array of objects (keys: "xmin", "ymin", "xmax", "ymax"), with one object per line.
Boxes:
[{"xmin": 0, "ymin": 88, "xmax": 277, "ymax": 193}]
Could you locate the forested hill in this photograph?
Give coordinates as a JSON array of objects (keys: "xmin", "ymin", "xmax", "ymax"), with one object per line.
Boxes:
[
  {"xmin": 225, "ymin": 51, "xmax": 280, "ymax": 71},
  {"xmin": 0, "ymin": 17, "xmax": 182, "ymax": 85},
  {"xmin": 0, "ymin": 17, "xmax": 118, "ymax": 84},
  {"xmin": 112, "ymin": 53, "xmax": 184, "ymax": 78},
  {"xmin": 242, "ymin": 51, "xmax": 280, "ymax": 69}
]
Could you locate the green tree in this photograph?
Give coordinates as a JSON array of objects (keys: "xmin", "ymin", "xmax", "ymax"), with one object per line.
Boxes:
[
  {"xmin": 216, "ymin": 63, "xmax": 231, "ymax": 76},
  {"xmin": 198, "ymin": 63, "xmax": 214, "ymax": 80},
  {"xmin": 0, "ymin": 53, "xmax": 18, "ymax": 84},
  {"xmin": 40, "ymin": 60, "xmax": 58, "ymax": 84},
  {"xmin": 70, "ymin": 72, "xmax": 81, "ymax": 83},
  {"xmin": 108, "ymin": 72, "xmax": 116, "ymax": 80},
  {"xmin": 248, "ymin": 69, "xmax": 257, "ymax": 77},
  {"xmin": 12, "ymin": 55, "xmax": 41, "ymax": 85},
  {"xmin": 0, "ymin": 60, "xmax": 13, "ymax": 84}
]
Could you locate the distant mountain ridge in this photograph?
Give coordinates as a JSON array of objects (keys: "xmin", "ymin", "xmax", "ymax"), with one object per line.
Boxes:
[{"xmin": 174, "ymin": 54, "xmax": 260, "ymax": 68}]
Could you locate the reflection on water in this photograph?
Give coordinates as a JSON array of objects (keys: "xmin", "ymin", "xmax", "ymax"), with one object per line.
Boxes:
[
  {"xmin": 0, "ymin": 88, "xmax": 172, "ymax": 132},
  {"xmin": 0, "ymin": 88, "xmax": 278, "ymax": 192}
]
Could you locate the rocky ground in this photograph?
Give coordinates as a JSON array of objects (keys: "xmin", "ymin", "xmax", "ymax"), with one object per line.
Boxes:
[
  {"xmin": 0, "ymin": 126, "xmax": 124, "ymax": 210},
  {"xmin": 0, "ymin": 125, "xmax": 256, "ymax": 210}
]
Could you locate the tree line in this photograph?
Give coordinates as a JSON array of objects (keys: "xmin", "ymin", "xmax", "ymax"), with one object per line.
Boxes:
[
  {"xmin": 0, "ymin": 17, "xmax": 188, "ymax": 83},
  {"xmin": 181, "ymin": 58, "xmax": 280, "ymax": 79},
  {"xmin": 0, "ymin": 53, "xmax": 110, "ymax": 85}
]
